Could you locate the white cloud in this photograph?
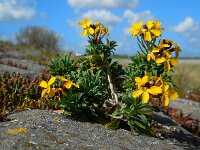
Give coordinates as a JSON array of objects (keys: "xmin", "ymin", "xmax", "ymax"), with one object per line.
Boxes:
[
  {"xmin": 67, "ymin": 0, "xmax": 138, "ymax": 9},
  {"xmin": 170, "ymin": 17, "xmax": 197, "ymax": 33},
  {"xmin": 82, "ymin": 9, "xmax": 122, "ymax": 27},
  {"xmin": 123, "ymin": 10, "xmax": 154, "ymax": 24},
  {"xmin": 170, "ymin": 17, "xmax": 200, "ymax": 48},
  {"xmin": 0, "ymin": 0, "xmax": 35, "ymax": 21}
]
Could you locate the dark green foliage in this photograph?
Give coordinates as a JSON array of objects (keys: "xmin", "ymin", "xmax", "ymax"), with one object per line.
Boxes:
[
  {"xmin": 49, "ymin": 53, "xmax": 78, "ymax": 76},
  {"xmin": 107, "ymin": 95, "xmax": 156, "ymax": 135},
  {"xmin": 57, "ymin": 70, "xmax": 109, "ymax": 118}
]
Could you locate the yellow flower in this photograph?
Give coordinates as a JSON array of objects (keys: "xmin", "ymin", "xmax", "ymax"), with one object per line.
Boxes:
[
  {"xmin": 162, "ymin": 39, "xmax": 181, "ymax": 58},
  {"xmin": 39, "ymin": 77, "xmax": 56, "ymax": 98},
  {"xmin": 142, "ymin": 20, "xmax": 163, "ymax": 41},
  {"xmin": 129, "ymin": 21, "xmax": 143, "ymax": 37},
  {"xmin": 59, "ymin": 76, "xmax": 80, "ymax": 89},
  {"xmin": 133, "ymin": 76, "xmax": 162, "ymax": 103},
  {"xmin": 79, "ymin": 18, "xmax": 94, "ymax": 36},
  {"xmin": 94, "ymin": 22, "xmax": 109, "ymax": 37},
  {"xmin": 133, "ymin": 86, "xmax": 162, "ymax": 103},
  {"xmin": 161, "ymin": 83, "xmax": 178, "ymax": 106},
  {"xmin": 155, "ymin": 51, "xmax": 178, "ymax": 72},
  {"xmin": 135, "ymin": 76, "xmax": 148, "ymax": 89}
]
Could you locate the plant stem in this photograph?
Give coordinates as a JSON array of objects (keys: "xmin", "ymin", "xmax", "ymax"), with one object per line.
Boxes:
[{"xmin": 106, "ymin": 61, "xmax": 119, "ymax": 105}]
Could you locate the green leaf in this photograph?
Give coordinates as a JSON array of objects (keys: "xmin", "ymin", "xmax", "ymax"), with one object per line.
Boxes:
[
  {"xmin": 105, "ymin": 119, "xmax": 120, "ymax": 129},
  {"xmin": 138, "ymin": 114, "xmax": 148, "ymax": 124},
  {"xmin": 134, "ymin": 120, "xmax": 146, "ymax": 129}
]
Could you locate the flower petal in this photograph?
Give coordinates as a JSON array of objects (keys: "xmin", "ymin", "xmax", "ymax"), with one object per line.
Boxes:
[
  {"xmin": 164, "ymin": 61, "xmax": 171, "ymax": 72},
  {"xmin": 147, "ymin": 54, "xmax": 151, "ymax": 61},
  {"xmin": 49, "ymin": 88, "xmax": 56, "ymax": 98},
  {"xmin": 82, "ymin": 29, "xmax": 87, "ymax": 36},
  {"xmin": 142, "ymin": 92, "xmax": 149, "ymax": 103},
  {"xmin": 60, "ymin": 76, "xmax": 68, "ymax": 81},
  {"xmin": 88, "ymin": 28, "xmax": 94, "ymax": 35},
  {"xmin": 147, "ymin": 86, "xmax": 162, "ymax": 95},
  {"xmin": 72, "ymin": 83, "xmax": 80, "ymax": 88},
  {"xmin": 132, "ymin": 90, "xmax": 143, "ymax": 98},
  {"xmin": 41, "ymin": 89, "xmax": 48, "ymax": 97},
  {"xmin": 162, "ymin": 94, "xmax": 169, "ymax": 106},
  {"xmin": 151, "ymin": 29, "xmax": 161, "ymax": 36},
  {"xmin": 153, "ymin": 21, "xmax": 161, "ymax": 28},
  {"xmin": 170, "ymin": 58, "xmax": 178, "ymax": 67},
  {"xmin": 146, "ymin": 21, "xmax": 153, "ymax": 29},
  {"xmin": 144, "ymin": 32, "xmax": 151, "ymax": 41},
  {"xmin": 169, "ymin": 90, "xmax": 179, "ymax": 100},
  {"xmin": 156, "ymin": 57, "xmax": 166, "ymax": 64},
  {"xmin": 39, "ymin": 80, "xmax": 47, "ymax": 88},
  {"xmin": 64, "ymin": 81, "xmax": 72, "ymax": 89},
  {"xmin": 142, "ymin": 76, "xmax": 148, "ymax": 85},
  {"xmin": 163, "ymin": 84, "xmax": 169, "ymax": 92},
  {"xmin": 48, "ymin": 77, "xmax": 56, "ymax": 86}
]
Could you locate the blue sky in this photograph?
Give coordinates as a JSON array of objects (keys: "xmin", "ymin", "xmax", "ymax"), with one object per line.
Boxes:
[{"xmin": 0, "ymin": 0, "xmax": 200, "ymax": 57}]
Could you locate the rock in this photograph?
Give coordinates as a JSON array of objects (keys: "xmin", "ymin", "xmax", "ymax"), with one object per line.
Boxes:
[{"xmin": 0, "ymin": 110, "xmax": 199, "ymax": 150}]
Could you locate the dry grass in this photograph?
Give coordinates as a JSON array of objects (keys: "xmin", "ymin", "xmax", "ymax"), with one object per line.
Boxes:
[{"xmin": 172, "ymin": 64, "xmax": 200, "ymax": 97}]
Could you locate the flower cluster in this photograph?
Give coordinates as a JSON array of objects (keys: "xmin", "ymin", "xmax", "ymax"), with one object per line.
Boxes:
[
  {"xmin": 133, "ymin": 75, "xmax": 178, "ymax": 106},
  {"xmin": 39, "ymin": 76, "xmax": 79, "ymax": 99},
  {"xmin": 129, "ymin": 20, "xmax": 180, "ymax": 106},
  {"xmin": 129, "ymin": 20, "xmax": 164, "ymax": 41},
  {"xmin": 79, "ymin": 18, "xmax": 109, "ymax": 39},
  {"xmin": 147, "ymin": 39, "xmax": 180, "ymax": 72}
]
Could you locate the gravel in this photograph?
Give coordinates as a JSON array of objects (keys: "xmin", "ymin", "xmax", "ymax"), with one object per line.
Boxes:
[{"xmin": 0, "ymin": 110, "xmax": 199, "ymax": 150}]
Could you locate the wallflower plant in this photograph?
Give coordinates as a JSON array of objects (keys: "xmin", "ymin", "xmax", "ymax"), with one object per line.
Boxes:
[{"xmin": 39, "ymin": 18, "xmax": 181, "ymax": 135}]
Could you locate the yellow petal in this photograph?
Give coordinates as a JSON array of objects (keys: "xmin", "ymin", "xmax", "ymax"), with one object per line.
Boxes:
[
  {"xmin": 82, "ymin": 29, "xmax": 88, "ymax": 36},
  {"xmin": 164, "ymin": 61, "xmax": 171, "ymax": 72},
  {"xmin": 142, "ymin": 92, "xmax": 149, "ymax": 103},
  {"xmin": 39, "ymin": 80, "xmax": 47, "ymax": 88},
  {"xmin": 153, "ymin": 21, "xmax": 161, "ymax": 28},
  {"xmin": 169, "ymin": 90, "xmax": 179, "ymax": 100},
  {"xmin": 163, "ymin": 84, "xmax": 169, "ymax": 92},
  {"xmin": 170, "ymin": 58, "xmax": 178, "ymax": 67},
  {"xmin": 151, "ymin": 29, "xmax": 161, "ymax": 36},
  {"xmin": 41, "ymin": 89, "xmax": 48, "ymax": 97},
  {"xmin": 48, "ymin": 77, "xmax": 56, "ymax": 86},
  {"xmin": 151, "ymin": 53, "xmax": 155, "ymax": 60},
  {"xmin": 144, "ymin": 32, "xmax": 151, "ymax": 41},
  {"xmin": 142, "ymin": 76, "xmax": 148, "ymax": 85},
  {"xmin": 49, "ymin": 88, "xmax": 56, "ymax": 98},
  {"xmin": 146, "ymin": 21, "xmax": 153, "ymax": 29},
  {"xmin": 162, "ymin": 94, "xmax": 169, "ymax": 106},
  {"xmin": 135, "ymin": 77, "xmax": 141, "ymax": 83},
  {"xmin": 156, "ymin": 57, "xmax": 166, "ymax": 64},
  {"xmin": 147, "ymin": 86, "xmax": 162, "ymax": 95},
  {"xmin": 78, "ymin": 22, "xmax": 86, "ymax": 28},
  {"xmin": 165, "ymin": 50, "xmax": 172, "ymax": 58},
  {"xmin": 147, "ymin": 54, "xmax": 151, "ymax": 61},
  {"xmin": 133, "ymin": 90, "xmax": 143, "ymax": 98},
  {"xmin": 133, "ymin": 21, "xmax": 143, "ymax": 30},
  {"xmin": 60, "ymin": 76, "xmax": 68, "ymax": 81},
  {"xmin": 72, "ymin": 83, "xmax": 80, "ymax": 88},
  {"xmin": 88, "ymin": 28, "xmax": 94, "ymax": 35},
  {"xmin": 64, "ymin": 81, "xmax": 72, "ymax": 89},
  {"xmin": 152, "ymin": 47, "xmax": 160, "ymax": 53}
]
